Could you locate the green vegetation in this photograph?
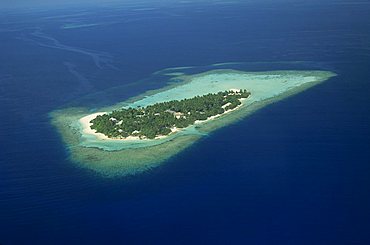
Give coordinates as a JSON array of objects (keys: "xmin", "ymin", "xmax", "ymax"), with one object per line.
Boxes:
[{"xmin": 91, "ymin": 89, "xmax": 250, "ymax": 139}]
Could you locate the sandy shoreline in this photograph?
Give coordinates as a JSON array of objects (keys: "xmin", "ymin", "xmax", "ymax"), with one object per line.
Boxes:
[
  {"xmin": 79, "ymin": 112, "xmax": 181, "ymax": 141},
  {"xmin": 79, "ymin": 112, "xmax": 108, "ymax": 140}
]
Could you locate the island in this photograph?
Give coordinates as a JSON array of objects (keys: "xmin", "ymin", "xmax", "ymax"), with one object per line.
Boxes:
[
  {"xmin": 50, "ymin": 68, "xmax": 336, "ymax": 177},
  {"xmin": 89, "ymin": 89, "xmax": 250, "ymax": 140}
]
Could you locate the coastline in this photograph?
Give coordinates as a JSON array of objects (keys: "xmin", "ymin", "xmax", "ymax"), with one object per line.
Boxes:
[
  {"xmin": 50, "ymin": 68, "xmax": 336, "ymax": 177},
  {"xmin": 79, "ymin": 112, "xmax": 108, "ymax": 140}
]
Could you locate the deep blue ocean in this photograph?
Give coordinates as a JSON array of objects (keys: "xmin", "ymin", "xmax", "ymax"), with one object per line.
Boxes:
[{"xmin": 1, "ymin": 0, "xmax": 370, "ymax": 244}]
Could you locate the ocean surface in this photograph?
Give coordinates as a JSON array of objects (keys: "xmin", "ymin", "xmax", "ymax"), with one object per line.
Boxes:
[{"xmin": 1, "ymin": 0, "xmax": 370, "ymax": 244}]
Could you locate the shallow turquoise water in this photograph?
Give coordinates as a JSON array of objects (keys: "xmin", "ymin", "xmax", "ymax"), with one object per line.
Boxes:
[{"xmin": 79, "ymin": 70, "xmax": 329, "ymax": 150}]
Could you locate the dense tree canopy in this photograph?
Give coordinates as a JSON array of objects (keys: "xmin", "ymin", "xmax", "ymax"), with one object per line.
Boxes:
[{"xmin": 91, "ymin": 89, "xmax": 250, "ymax": 139}]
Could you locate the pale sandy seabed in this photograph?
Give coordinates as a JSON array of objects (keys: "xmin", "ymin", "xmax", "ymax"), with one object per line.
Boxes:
[{"xmin": 50, "ymin": 69, "xmax": 336, "ymax": 177}]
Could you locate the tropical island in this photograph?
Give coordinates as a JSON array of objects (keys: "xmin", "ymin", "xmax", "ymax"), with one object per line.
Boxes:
[
  {"xmin": 50, "ymin": 68, "xmax": 336, "ymax": 177},
  {"xmin": 90, "ymin": 89, "xmax": 250, "ymax": 140}
]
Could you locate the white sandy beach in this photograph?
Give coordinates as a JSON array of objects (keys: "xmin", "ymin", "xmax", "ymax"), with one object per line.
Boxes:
[
  {"xmin": 79, "ymin": 112, "xmax": 108, "ymax": 140},
  {"xmin": 80, "ymin": 112, "xmax": 182, "ymax": 141}
]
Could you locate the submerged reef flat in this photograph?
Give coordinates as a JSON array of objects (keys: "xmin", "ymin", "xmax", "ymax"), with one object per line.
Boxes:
[{"xmin": 50, "ymin": 69, "xmax": 335, "ymax": 177}]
